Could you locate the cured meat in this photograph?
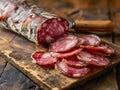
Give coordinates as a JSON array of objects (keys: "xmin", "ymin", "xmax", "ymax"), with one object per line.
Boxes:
[
  {"xmin": 80, "ymin": 46, "xmax": 106, "ymax": 51},
  {"xmin": 55, "ymin": 60, "xmax": 90, "ymax": 78},
  {"xmin": 49, "ymin": 35, "xmax": 78, "ymax": 52},
  {"xmin": 0, "ymin": 1, "xmax": 16, "ymax": 20},
  {"xmin": 0, "ymin": 0, "xmax": 69, "ymax": 45},
  {"xmin": 81, "ymin": 34, "xmax": 101, "ymax": 46},
  {"xmin": 78, "ymin": 37, "xmax": 85, "ymax": 45},
  {"xmin": 32, "ymin": 51, "xmax": 57, "ymax": 66},
  {"xmin": 80, "ymin": 43, "xmax": 114, "ymax": 55},
  {"xmin": 99, "ymin": 43, "xmax": 114, "ymax": 54},
  {"xmin": 77, "ymin": 51, "xmax": 110, "ymax": 66},
  {"xmin": 51, "ymin": 47, "xmax": 83, "ymax": 58},
  {"xmin": 63, "ymin": 56, "xmax": 88, "ymax": 68},
  {"xmin": 86, "ymin": 50, "xmax": 111, "ymax": 56}
]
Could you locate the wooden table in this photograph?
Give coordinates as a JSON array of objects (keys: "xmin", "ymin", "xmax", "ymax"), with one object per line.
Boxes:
[{"xmin": 0, "ymin": 0, "xmax": 120, "ymax": 90}]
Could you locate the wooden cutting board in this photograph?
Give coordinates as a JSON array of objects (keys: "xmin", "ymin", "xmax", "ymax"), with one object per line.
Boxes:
[{"xmin": 0, "ymin": 29, "xmax": 120, "ymax": 90}]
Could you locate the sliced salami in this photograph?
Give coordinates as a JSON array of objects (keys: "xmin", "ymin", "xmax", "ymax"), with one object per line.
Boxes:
[
  {"xmin": 78, "ymin": 37, "xmax": 85, "ymax": 45},
  {"xmin": 81, "ymin": 34, "xmax": 101, "ymax": 46},
  {"xmin": 80, "ymin": 45, "xmax": 106, "ymax": 51},
  {"xmin": 80, "ymin": 43, "xmax": 114, "ymax": 55},
  {"xmin": 86, "ymin": 50, "xmax": 111, "ymax": 56},
  {"xmin": 32, "ymin": 51, "xmax": 57, "ymax": 66},
  {"xmin": 99, "ymin": 43, "xmax": 114, "ymax": 54},
  {"xmin": 49, "ymin": 35, "xmax": 78, "ymax": 52},
  {"xmin": 55, "ymin": 60, "xmax": 90, "ymax": 78},
  {"xmin": 0, "ymin": 0, "xmax": 69, "ymax": 45},
  {"xmin": 77, "ymin": 51, "xmax": 110, "ymax": 66},
  {"xmin": 51, "ymin": 47, "xmax": 83, "ymax": 58},
  {"xmin": 63, "ymin": 56, "xmax": 88, "ymax": 68}
]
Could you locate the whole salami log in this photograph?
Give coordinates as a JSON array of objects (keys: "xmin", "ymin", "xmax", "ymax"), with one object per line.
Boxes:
[{"xmin": 0, "ymin": 0, "xmax": 69, "ymax": 45}]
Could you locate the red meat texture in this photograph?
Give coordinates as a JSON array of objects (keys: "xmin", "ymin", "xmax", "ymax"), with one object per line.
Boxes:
[{"xmin": 32, "ymin": 34, "xmax": 114, "ymax": 78}]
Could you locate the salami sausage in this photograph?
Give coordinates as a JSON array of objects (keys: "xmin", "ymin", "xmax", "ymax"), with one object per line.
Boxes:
[
  {"xmin": 77, "ymin": 51, "xmax": 110, "ymax": 66},
  {"xmin": 49, "ymin": 35, "xmax": 78, "ymax": 52},
  {"xmin": 51, "ymin": 47, "xmax": 83, "ymax": 58},
  {"xmin": 81, "ymin": 34, "xmax": 101, "ymax": 46},
  {"xmin": 0, "ymin": 0, "xmax": 16, "ymax": 20},
  {"xmin": 99, "ymin": 43, "xmax": 114, "ymax": 54},
  {"xmin": 63, "ymin": 56, "xmax": 88, "ymax": 68},
  {"xmin": 80, "ymin": 43, "xmax": 114, "ymax": 56},
  {"xmin": 0, "ymin": 0, "xmax": 69, "ymax": 45},
  {"xmin": 55, "ymin": 60, "xmax": 90, "ymax": 78},
  {"xmin": 32, "ymin": 51, "xmax": 57, "ymax": 66},
  {"xmin": 78, "ymin": 37, "xmax": 85, "ymax": 45}
]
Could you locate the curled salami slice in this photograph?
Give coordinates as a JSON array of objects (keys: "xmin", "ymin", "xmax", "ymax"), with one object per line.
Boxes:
[
  {"xmin": 55, "ymin": 60, "xmax": 90, "ymax": 78},
  {"xmin": 51, "ymin": 47, "xmax": 83, "ymax": 58},
  {"xmin": 86, "ymin": 50, "xmax": 111, "ymax": 56},
  {"xmin": 49, "ymin": 35, "xmax": 78, "ymax": 52},
  {"xmin": 0, "ymin": 0, "xmax": 69, "ymax": 45},
  {"xmin": 82, "ymin": 34, "xmax": 101, "ymax": 46},
  {"xmin": 63, "ymin": 56, "xmax": 88, "ymax": 68},
  {"xmin": 80, "ymin": 43, "xmax": 114, "ymax": 55},
  {"xmin": 77, "ymin": 51, "xmax": 110, "ymax": 66},
  {"xmin": 32, "ymin": 51, "xmax": 57, "ymax": 66},
  {"xmin": 99, "ymin": 43, "xmax": 114, "ymax": 54},
  {"xmin": 80, "ymin": 45, "xmax": 106, "ymax": 51}
]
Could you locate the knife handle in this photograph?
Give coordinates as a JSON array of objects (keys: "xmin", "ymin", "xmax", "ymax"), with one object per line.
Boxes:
[{"xmin": 74, "ymin": 20, "xmax": 114, "ymax": 32}]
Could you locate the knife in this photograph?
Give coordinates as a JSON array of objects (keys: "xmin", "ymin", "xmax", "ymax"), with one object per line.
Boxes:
[{"xmin": 69, "ymin": 20, "xmax": 114, "ymax": 33}]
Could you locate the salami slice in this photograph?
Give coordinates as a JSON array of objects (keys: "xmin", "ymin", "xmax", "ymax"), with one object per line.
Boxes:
[
  {"xmin": 86, "ymin": 50, "xmax": 111, "ymax": 56},
  {"xmin": 49, "ymin": 35, "xmax": 78, "ymax": 52},
  {"xmin": 80, "ymin": 43, "xmax": 114, "ymax": 54},
  {"xmin": 80, "ymin": 45, "xmax": 106, "ymax": 51},
  {"xmin": 78, "ymin": 37, "xmax": 85, "ymax": 45},
  {"xmin": 0, "ymin": 0, "xmax": 69, "ymax": 45},
  {"xmin": 77, "ymin": 51, "xmax": 110, "ymax": 66},
  {"xmin": 63, "ymin": 56, "xmax": 88, "ymax": 68},
  {"xmin": 99, "ymin": 43, "xmax": 114, "ymax": 54},
  {"xmin": 55, "ymin": 60, "xmax": 90, "ymax": 78},
  {"xmin": 81, "ymin": 34, "xmax": 101, "ymax": 46},
  {"xmin": 32, "ymin": 51, "xmax": 57, "ymax": 66},
  {"xmin": 80, "ymin": 43, "xmax": 114, "ymax": 55},
  {"xmin": 51, "ymin": 47, "xmax": 83, "ymax": 58}
]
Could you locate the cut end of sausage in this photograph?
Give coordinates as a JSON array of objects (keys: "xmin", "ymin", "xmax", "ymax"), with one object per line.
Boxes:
[{"xmin": 37, "ymin": 17, "xmax": 69, "ymax": 45}]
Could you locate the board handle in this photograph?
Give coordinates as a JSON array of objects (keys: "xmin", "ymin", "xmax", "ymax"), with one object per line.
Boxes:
[{"xmin": 73, "ymin": 20, "xmax": 114, "ymax": 32}]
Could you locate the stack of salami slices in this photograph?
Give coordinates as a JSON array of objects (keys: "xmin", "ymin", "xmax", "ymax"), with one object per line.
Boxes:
[{"xmin": 32, "ymin": 34, "xmax": 114, "ymax": 78}]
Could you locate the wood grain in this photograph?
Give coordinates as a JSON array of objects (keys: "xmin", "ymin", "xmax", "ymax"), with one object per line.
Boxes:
[
  {"xmin": 0, "ymin": 63, "xmax": 41, "ymax": 90},
  {"xmin": 0, "ymin": 57, "xmax": 6, "ymax": 76}
]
